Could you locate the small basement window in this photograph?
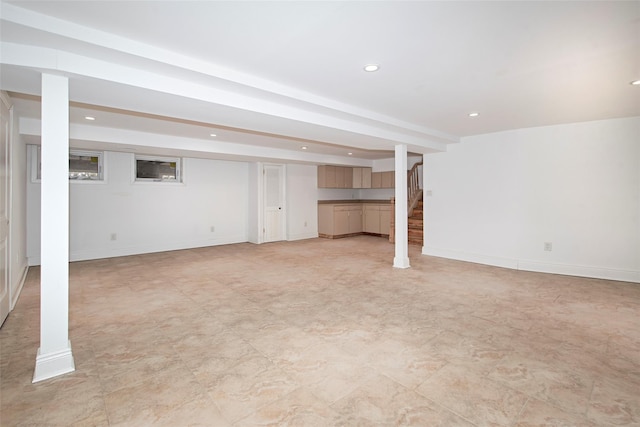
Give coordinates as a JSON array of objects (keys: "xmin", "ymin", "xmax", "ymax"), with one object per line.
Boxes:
[
  {"xmin": 69, "ymin": 151, "xmax": 103, "ymax": 180},
  {"xmin": 135, "ymin": 155, "xmax": 181, "ymax": 182},
  {"xmin": 32, "ymin": 146, "xmax": 104, "ymax": 182}
]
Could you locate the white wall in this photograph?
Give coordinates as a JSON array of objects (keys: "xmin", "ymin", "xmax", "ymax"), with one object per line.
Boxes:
[
  {"xmin": 372, "ymin": 154, "xmax": 422, "ymax": 172},
  {"xmin": 423, "ymin": 117, "xmax": 640, "ymax": 283},
  {"xmin": 358, "ymin": 188, "xmax": 395, "ymax": 200},
  {"xmin": 317, "ymin": 187, "xmax": 394, "ymax": 202},
  {"xmin": 27, "ymin": 152, "xmax": 322, "ymax": 263},
  {"xmin": 27, "ymin": 150, "xmax": 250, "ymax": 264},
  {"xmin": 317, "ymin": 188, "xmax": 359, "ymax": 201}
]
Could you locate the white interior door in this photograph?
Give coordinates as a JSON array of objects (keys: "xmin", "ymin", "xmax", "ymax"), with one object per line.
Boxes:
[
  {"xmin": 0, "ymin": 98, "xmax": 10, "ymax": 327},
  {"xmin": 263, "ymin": 164, "xmax": 285, "ymax": 243}
]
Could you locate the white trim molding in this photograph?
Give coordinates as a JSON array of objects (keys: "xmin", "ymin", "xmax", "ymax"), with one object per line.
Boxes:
[
  {"xmin": 422, "ymin": 246, "xmax": 640, "ymax": 284},
  {"xmin": 32, "ymin": 341, "xmax": 75, "ymax": 383}
]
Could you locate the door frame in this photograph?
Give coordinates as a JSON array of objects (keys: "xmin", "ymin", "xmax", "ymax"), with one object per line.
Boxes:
[
  {"xmin": 261, "ymin": 163, "xmax": 286, "ymax": 243},
  {"xmin": 0, "ymin": 92, "xmax": 12, "ymax": 327}
]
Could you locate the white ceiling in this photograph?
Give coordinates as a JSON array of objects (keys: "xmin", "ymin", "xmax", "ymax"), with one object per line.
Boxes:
[{"xmin": 1, "ymin": 1, "xmax": 638, "ymax": 163}]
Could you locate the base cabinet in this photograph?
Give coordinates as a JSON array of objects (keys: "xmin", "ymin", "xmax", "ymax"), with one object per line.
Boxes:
[
  {"xmin": 363, "ymin": 206, "xmax": 380, "ymax": 233},
  {"xmin": 379, "ymin": 206, "xmax": 391, "ymax": 235},
  {"xmin": 363, "ymin": 204, "xmax": 391, "ymax": 235},
  {"xmin": 319, "ymin": 202, "xmax": 390, "ymax": 238},
  {"xmin": 318, "ymin": 204, "xmax": 362, "ymax": 237}
]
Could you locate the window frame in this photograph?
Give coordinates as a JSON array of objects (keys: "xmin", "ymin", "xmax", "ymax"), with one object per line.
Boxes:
[
  {"xmin": 133, "ymin": 154, "xmax": 183, "ymax": 184},
  {"xmin": 30, "ymin": 145, "xmax": 106, "ymax": 184}
]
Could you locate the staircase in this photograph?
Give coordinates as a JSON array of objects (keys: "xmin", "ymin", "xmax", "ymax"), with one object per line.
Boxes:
[
  {"xmin": 408, "ymin": 198, "xmax": 423, "ymax": 246},
  {"xmin": 389, "ymin": 161, "xmax": 424, "ymax": 246}
]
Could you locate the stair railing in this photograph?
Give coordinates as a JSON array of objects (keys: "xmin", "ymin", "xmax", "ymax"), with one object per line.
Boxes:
[
  {"xmin": 389, "ymin": 161, "xmax": 423, "ymax": 243},
  {"xmin": 407, "ymin": 162, "xmax": 423, "ymax": 217}
]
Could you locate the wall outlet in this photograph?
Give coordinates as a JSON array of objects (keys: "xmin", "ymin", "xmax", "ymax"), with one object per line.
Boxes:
[
  {"xmin": 544, "ymin": 242, "xmax": 552, "ymax": 251},
  {"xmin": 304, "ymin": 221, "xmax": 307, "ymax": 227},
  {"xmin": 210, "ymin": 226, "xmax": 215, "ymax": 232},
  {"xmin": 110, "ymin": 233, "xmax": 117, "ymax": 241},
  {"xmin": 426, "ymin": 190, "xmax": 433, "ymax": 197}
]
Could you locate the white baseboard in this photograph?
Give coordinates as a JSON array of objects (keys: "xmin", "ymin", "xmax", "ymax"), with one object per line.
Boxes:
[
  {"xmin": 287, "ymin": 232, "xmax": 319, "ymax": 241},
  {"xmin": 29, "ymin": 234, "xmax": 249, "ymax": 265},
  {"xmin": 517, "ymin": 259, "xmax": 640, "ymax": 283},
  {"xmin": 422, "ymin": 246, "xmax": 639, "ymax": 283},
  {"xmin": 33, "ymin": 341, "xmax": 75, "ymax": 383},
  {"xmin": 422, "ymin": 246, "xmax": 519, "ymax": 270}
]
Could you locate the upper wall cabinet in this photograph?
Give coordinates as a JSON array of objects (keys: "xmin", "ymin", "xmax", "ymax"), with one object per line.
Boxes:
[
  {"xmin": 335, "ymin": 166, "xmax": 352, "ymax": 188},
  {"xmin": 371, "ymin": 171, "xmax": 394, "ymax": 189},
  {"xmin": 318, "ymin": 165, "xmax": 363, "ymax": 188},
  {"xmin": 318, "ymin": 165, "xmax": 394, "ymax": 189},
  {"xmin": 318, "ymin": 165, "xmax": 336, "ymax": 188},
  {"xmin": 352, "ymin": 167, "xmax": 372, "ymax": 189}
]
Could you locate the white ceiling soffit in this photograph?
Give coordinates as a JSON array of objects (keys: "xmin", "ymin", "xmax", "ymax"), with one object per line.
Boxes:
[
  {"xmin": 0, "ymin": 1, "xmax": 456, "ymax": 156},
  {"xmin": 1, "ymin": 1, "xmax": 639, "ymax": 156},
  {"xmin": 13, "ymin": 93, "xmax": 395, "ymax": 163}
]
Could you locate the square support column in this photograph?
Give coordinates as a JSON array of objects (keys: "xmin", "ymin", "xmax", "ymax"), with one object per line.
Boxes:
[
  {"xmin": 393, "ymin": 144, "xmax": 410, "ymax": 268},
  {"xmin": 33, "ymin": 74, "xmax": 75, "ymax": 382}
]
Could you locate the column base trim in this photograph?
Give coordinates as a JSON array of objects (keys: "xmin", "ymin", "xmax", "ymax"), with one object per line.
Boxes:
[
  {"xmin": 33, "ymin": 341, "xmax": 75, "ymax": 383},
  {"xmin": 393, "ymin": 257, "xmax": 411, "ymax": 269}
]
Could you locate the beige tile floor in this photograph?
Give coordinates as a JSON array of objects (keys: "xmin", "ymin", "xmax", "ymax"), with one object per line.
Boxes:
[{"xmin": 1, "ymin": 235, "xmax": 639, "ymax": 426}]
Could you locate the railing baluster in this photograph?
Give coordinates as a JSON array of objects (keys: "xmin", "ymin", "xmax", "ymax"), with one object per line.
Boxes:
[{"xmin": 407, "ymin": 162, "xmax": 423, "ymax": 217}]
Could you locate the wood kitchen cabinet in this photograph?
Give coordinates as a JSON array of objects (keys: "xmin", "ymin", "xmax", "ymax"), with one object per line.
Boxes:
[
  {"xmin": 317, "ymin": 165, "xmax": 336, "ymax": 188},
  {"xmin": 379, "ymin": 205, "xmax": 391, "ymax": 235},
  {"xmin": 352, "ymin": 167, "xmax": 372, "ymax": 188},
  {"xmin": 347, "ymin": 205, "xmax": 362, "ymax": 232},
  {"xmin": 371, "ymin": 171, "xmax": 394, "ymax": 189},
  {"xmin": 371, "ymin": 172, "xmax": 382, "ymax": 188},
  {"xmin": 335, "ymin": 166, "xmax": 352, "ymax": 188},
  {"xmin": 381, "ymin": 171, "xmax": 394, "ymax": 188},
  {"xmin": 318, "ymin": 165, "xmax": 371, "ymax": 188},
  {"xmin": 318, "ymin": 203, "xmax": 363, "ymax": 237},
  {"xmin": 319, "ymin": 166, "xmax": 393, "ymax": 189},
  {"xmin": 332, "ymin": 208, "xmax": 349, "ymax": 235},
  {"xmin": 363, "ymin": 168, "xmax": 372, "ymax": 188},
  {"xmin": 319, "ymin": 201, "xmax": 389, "ymax": 238},
  {"xmin": 363, "ymin": 205, "xmax": 380, "ymax": 233},
  {"xmin": 363, "ymin": 204, "xmax": 391, "ymax": 235},
  {"xmin": 318, "ymin": 165, "xmax": 352, "ymax": 188}
]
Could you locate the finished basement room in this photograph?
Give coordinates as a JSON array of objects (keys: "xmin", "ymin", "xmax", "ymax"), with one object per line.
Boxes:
[{"xmin": 1, "ymin": 1, "xmax": 638, "ymax": 426}]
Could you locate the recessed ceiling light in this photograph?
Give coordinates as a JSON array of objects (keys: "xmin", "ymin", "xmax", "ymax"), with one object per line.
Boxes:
[
  {"xmin": 348, "ymin": 152, "xmax": 353, "ymax": 155},
  {"xmin": 469, "ymin": 112, "xmax": 479, "ymax": 117},
  {"xmin": 363, "ymin": 64, "xmax": 379, "ymax": 72},
  {"xmin": 84, "ymin": 116, "xmax": 95, "ymax": 121},
  {"xmin": 301, "ymin": 146, "xmax": 308, "ymax": 150},
  {"xmin": 209, "ymin": 133, "xmax": 217, "ymax": 137},
  {"xmin": 631, "ymin": 80, "xmax": 640, "ymax": 86}
]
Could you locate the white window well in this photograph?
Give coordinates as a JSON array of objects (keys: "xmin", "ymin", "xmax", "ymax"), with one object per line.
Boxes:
[
  {"xmin": 31, "ymin": 146, "xmax": 104, "ymax": 182},
  {"xmin": 135, "ymin": 155, "xmax": 181, "ymax": 182}
]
